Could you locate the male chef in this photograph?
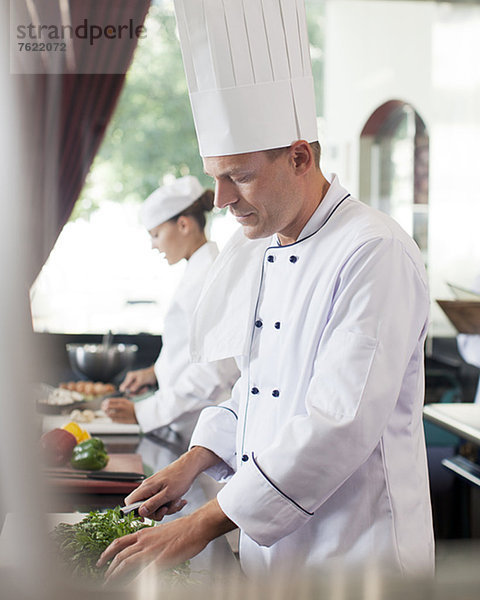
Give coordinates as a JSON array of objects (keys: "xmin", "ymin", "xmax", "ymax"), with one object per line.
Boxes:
[{"xmin": 98, "ymin": 0, "xmax": 434, "ymax": 581}]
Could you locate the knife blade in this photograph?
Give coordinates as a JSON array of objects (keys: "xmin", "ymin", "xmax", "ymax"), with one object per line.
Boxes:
[
  {"xmin": 46, "ymin": 470, "xmax": 146, "ymax": 482},
  {"xmin": 87, "ymin": 471, "xmax": 146, "ymax": 481}
]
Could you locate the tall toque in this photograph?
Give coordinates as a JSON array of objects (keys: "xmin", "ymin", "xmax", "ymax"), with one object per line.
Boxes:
[{"xmin": 173, "ymin": 0, "xmax": 318, "ymax": 157}]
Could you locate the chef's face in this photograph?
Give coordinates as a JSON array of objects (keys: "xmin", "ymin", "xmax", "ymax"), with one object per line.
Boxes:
[
  {"xmin": 203, "ymin": 145, "xmax": 303, "ymax": 241},
  {"xmin": 149, "ymin": 220, "xmax": 185, "ymax": 265}
]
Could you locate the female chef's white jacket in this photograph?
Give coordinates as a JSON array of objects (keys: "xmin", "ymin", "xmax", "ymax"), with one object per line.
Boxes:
[
  {"xmin": 134, "ymin": 241, "xmax": 239, "ymax": 439},
  {"xmin": 457, "ymin": 274, "xmax": 480, "ymax": 403},
  {"xmin": 189, "ymin": 176, "xmax": 435, "ymax": 578}
]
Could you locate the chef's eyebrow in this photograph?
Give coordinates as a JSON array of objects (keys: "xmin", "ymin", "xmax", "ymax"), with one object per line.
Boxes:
[{"xmin": 203, "ymin": 167, "xmax": 251, "ymax": 179}]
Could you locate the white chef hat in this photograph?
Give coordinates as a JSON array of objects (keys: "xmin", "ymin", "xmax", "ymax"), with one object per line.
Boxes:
[
  {"xmin": 174, "ymin": 0, "xmax": 318, "ymax": 157},
  {"xmin": 140, "ymin": 175, "xmax": 205, "ymax": 230}
]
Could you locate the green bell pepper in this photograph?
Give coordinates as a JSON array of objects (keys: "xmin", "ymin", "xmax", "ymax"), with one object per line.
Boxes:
[
  {"xmin": 73, "ymin": 437, "xmax": 106, "ymax": 453},
  {"xmin": 70, "ymin": 437, "xmax": 109, "ymax": 471}
]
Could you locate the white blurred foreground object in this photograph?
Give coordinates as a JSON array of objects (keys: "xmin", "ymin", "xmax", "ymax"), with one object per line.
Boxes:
[
  {"xmin": 174, "ymin": 0, "xmax": 318, "ymax": 156},
  {"xmin": 0, "ymin": 4, "xmax": 54, "ymax": 599},
  {"xmin": 131, "ymin": 551, "xmax": 480, "ymax": 600}
]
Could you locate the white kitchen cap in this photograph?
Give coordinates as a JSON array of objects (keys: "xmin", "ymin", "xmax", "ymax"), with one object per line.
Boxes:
[
  {"xmin": 140, "ymin": 175, "xmax": 205, "ymax": 230},
  {"xmin": 173, "ymin": 0, "xmax": 318, "ymax": 157}
]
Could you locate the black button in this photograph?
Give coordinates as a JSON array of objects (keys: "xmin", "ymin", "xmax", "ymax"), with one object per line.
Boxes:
[
  {"xmin": 274, "ymin": 322, "xmax": 281, "ymax": 329},
  {"xmin": 272, "ymin": 389, "xmax": 280, "ymax": 397},
  {"xmin": 267, "ymin": 255, "xmax": 275, "ymax": 263},
  {"xmin": 255, "ymin": 319, "xmax": 263, "ymax": 328},
  {"xmin": 242, "ymin": 454, "xmax": 249, "ymax": 462},
  {"xmin": 251, "ymin": 387, "xmax": 259, "ymax": 395},
  {"xmin": 289, "ymin": 255, "xmax": 298, "ymax": 263}
]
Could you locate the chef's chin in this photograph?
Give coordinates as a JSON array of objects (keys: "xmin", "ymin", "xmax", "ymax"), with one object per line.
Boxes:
[{"xmin": 241, "ymin": 224, "xmax": 272, "ymax": 240}]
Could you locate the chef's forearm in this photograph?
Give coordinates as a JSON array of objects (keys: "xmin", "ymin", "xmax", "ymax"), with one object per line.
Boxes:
[
  {"xmin": 183, "ymin": 445, "xmax": 222, "ymax": 477},
  {"xmin": 188, "ymin": 497, "xmax": 238, "ymax": 544}
]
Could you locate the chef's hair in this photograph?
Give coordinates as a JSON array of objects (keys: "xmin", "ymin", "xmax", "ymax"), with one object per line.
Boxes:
[
  {"xmin": 170, "ymin": 189, "xmax": 214, "ymax": 231},
  {"xmin": 266, "ymin": 141, "xmax": 321, "ymax": 169}
]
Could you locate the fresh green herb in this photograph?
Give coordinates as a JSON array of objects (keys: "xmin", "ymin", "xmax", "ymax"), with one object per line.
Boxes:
[
  {"xmin": 51, "ymin": 506, "xmax": 190, "ymax": 583},
  {"xmin": 51, "ymin": 507, "xmax": 152, "ymax": 580}
]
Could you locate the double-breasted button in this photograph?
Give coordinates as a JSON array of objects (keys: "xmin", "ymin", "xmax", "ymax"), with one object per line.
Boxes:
[
  {"xmin": 251, "ymin": 387, "xmax": 259, "ymax": 395},
  {"xmin": 289, "ymin": 255, "xmax": 299, "ymax": 263},
  {"xmin": 242, "ymin": 454, "xmax": 249, "ymax": 462},
  {"xmin": 267, "ymin": 255, "xmax": 275, "ymax": 263},
  {"xmin": 255, "ymin": 319, "xmax": 263, "ymax": 328},
  {"xmin": 274, "ymin": 321, "xmax": 281, "ymax": 329},
  {"xmin": 272, "ymin": 389, "xmax": 280, "ymax": 397}
]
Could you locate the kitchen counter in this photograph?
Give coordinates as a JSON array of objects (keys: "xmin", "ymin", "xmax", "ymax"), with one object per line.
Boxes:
[
  {"xmin": 423, "ymin": 403, "xmax": 480, "ymax": 496},
  {"xmin": 1, "ymin": 426, "xmax": 239, "ymax": 583},
  {"xmin": 423, "ymin": 403, "xmax": 480, "ymax": 445}
]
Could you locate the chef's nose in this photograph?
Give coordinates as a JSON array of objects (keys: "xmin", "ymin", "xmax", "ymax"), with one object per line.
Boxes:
[{"xmin": 214, "ymin": 178, "xmax": 238, "ymax": 209}]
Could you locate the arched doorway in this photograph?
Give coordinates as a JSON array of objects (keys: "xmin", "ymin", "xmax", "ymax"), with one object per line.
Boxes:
[{"xmin": 359, "ymin": 100, "xmax": 429, "ymax": 266}]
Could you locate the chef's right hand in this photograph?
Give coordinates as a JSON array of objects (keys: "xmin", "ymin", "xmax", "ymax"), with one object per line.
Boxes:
[
  {"xmin": 101, "ymin": 397, "xmax": 138, "ymax": 423},
  {"xmin": 123, "ymin": 446, "xmax": 221, "ymax": 521},
  {"xmin": 119, "ymin": 366, "xmax": 156, "ymax": 395}
]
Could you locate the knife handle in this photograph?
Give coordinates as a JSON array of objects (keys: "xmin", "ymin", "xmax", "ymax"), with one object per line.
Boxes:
[{"xmin": 120, "ymin": 500, "xmax": 144, "ymax": 517}]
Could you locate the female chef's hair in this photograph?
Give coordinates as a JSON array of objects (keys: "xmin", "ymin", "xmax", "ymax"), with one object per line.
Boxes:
[{"xmin": 170, "ymin": 189, "xmax": 215, "ymax": 231}]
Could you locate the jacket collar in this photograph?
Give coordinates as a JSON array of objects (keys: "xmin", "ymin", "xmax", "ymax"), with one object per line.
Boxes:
[
  {"xmin": 186, "ymin": 240, "xmax": 218, "ymax": 271},
  {"xmin": 190, "ymin": 175, "xmax": 350, "ymax": 362},
  {"xmin": 273, "ymin": 173, "xmax": 350, "ymax": 247}
]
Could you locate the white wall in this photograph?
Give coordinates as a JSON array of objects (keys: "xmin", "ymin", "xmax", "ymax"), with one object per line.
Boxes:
[{"xmin": 322, "ymin": 0, "xmax": 480, "ymax": 335}]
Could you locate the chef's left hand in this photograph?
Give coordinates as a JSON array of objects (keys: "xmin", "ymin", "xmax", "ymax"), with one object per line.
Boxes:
[
  {"xmin": 101, "ymin": 397, "xmax": 138, "ymax": 424},
  {"xmin": 97, "ymin": 498, "xmax": 237, "ymax": 584}
]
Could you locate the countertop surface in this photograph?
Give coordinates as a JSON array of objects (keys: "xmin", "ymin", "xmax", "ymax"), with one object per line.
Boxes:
[{"xmin": 423, "ymin": 403, "xmax": 480, "ymax": 444}]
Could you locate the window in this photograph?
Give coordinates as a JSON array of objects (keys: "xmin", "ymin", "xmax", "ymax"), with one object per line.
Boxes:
[
  {"xmin": 359, "ymin": 100, "xmax": 429, "ymax": 267},
  {"xmin": 30, "ymin": 1, "xmax": 325, "ymax": 334}
]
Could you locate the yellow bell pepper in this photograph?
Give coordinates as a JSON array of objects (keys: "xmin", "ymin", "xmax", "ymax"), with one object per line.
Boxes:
[{"xmin": 62, "ymin": 421, "xmax": 91, "ymax": 444}]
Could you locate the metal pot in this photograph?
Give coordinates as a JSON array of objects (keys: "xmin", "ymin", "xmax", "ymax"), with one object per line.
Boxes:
[{"xmin": 66, "ymin": 343, "xmax": 138, "ymax": 383}]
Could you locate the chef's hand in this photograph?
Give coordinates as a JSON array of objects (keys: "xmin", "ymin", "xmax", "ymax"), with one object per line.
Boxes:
[
  {"xmin": 97, "ymin": 498, "xmax": 237, "ymax": 584},
  {"xmin": 101, "ymin": 397, "xmax": 138, "ymax": 424},
  {"xmin": 124, "ymin": 446, "xmax": 221, "ymax": 521},
  {"xmin": 119, "ymin": 366, "xmax": 157, "ymax": 395}
]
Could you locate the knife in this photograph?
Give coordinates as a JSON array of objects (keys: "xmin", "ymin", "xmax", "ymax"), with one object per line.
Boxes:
[
  {"xmin": 46, "ymin": 470, "xmax": 146, "ymax": 482},
  {"xmin": 119, "ymin": 500, "xmax": 144, "ymax": 517},
  {"xmin": 119, "ymin": 499, "xmax": 176, "ymax": 517}
]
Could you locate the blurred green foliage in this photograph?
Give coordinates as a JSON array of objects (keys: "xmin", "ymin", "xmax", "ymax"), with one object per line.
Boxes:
[{"xmin": 72, "ymin": 1, "xmax": 325, "ymax": 221}]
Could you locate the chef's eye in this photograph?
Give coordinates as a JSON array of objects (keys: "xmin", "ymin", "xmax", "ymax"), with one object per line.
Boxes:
[{"xmin": 233, "ymin": 174, "xmax": 251, "ymax": 184}]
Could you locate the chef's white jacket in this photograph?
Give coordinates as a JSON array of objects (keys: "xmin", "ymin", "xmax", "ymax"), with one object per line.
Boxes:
[
  {"xmin": 134, "ymin": 241, "xmax": 239, "ymax": 439},
  {"xmin": 189, "ymin": 175, "xmax": 434, "ymax": 577},
  {"xmin": 457, "ymin": 275, "xmax": 480, "ymax": 403}
]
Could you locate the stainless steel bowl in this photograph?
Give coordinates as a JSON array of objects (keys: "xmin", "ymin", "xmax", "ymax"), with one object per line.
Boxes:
[{"xmin": 66, "ymin": 343, "xmax": 138, "ymax": 383}]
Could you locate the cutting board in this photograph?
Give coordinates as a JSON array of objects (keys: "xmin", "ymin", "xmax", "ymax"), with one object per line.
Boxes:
[
  {"xmin": 45, "ymin": 453, "xmax": 145, "ymax": 494},
  {"xmin": 42, "ymin": 414, "xmax": 140, "ymax": 435}
]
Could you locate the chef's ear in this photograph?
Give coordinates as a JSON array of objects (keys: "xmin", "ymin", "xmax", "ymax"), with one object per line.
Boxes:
[
  {"xmin": 176, "ymin": 215, "xmax": 192, "ymax": 235},
  {"xmin": 290, "ymin": 140, "xmax": 314, "ymax": 175}
]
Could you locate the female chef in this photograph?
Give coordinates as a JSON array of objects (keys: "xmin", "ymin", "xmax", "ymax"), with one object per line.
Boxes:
[{"xmin": 101, "ymin": 175, "xmax": 239, "ymax": 439}]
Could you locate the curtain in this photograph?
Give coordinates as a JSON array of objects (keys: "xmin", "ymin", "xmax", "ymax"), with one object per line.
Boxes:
[{"xmin": 16, "ymin": 0, "xmax": 151, "ymax": 284}]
